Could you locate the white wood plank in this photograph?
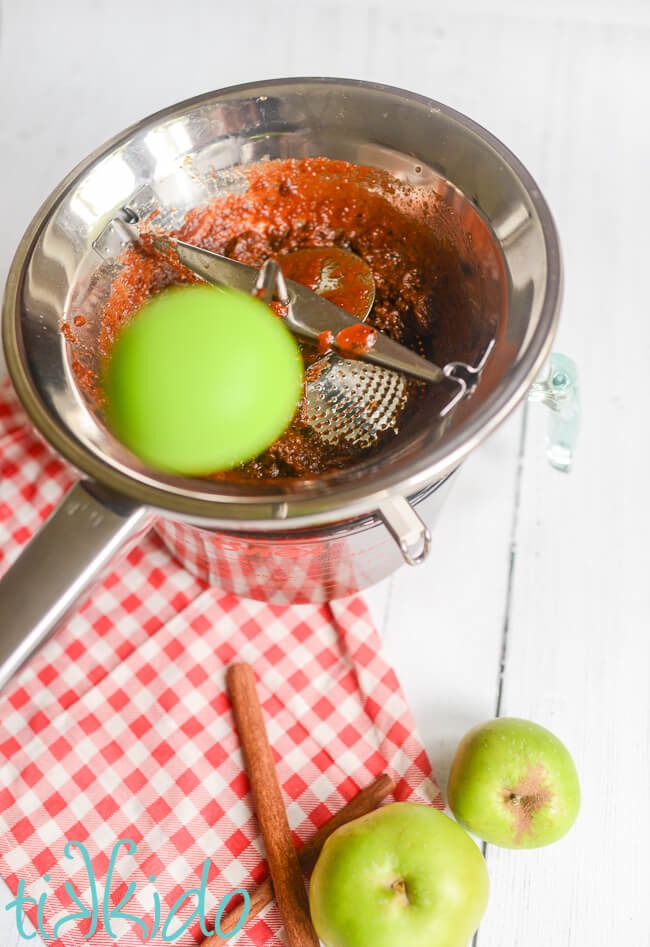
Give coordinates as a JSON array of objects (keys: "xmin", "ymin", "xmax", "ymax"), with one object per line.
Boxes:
[
  {"xmin": 380, "ymin": 412, "xmax": 522, "ymax": 797},
  {"xmin": 327, "ymin": 0, "xmax": 650, "ymax": 26},
  {"xmin": 478, "ymin": 15, "xmax": 650, "ymax": 947}
]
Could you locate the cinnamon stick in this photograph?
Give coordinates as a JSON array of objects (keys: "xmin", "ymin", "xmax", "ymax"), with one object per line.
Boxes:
[
  {"xmin": 201, "ymin": 773, "xmax": 394, "ymax": 945},
  {"xmin": 224, "ymin": 663, "xmax": 319, "ymax": 947}
]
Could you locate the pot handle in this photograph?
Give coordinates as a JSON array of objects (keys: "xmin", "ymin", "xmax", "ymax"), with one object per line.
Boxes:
[
  {"xmin": 527, "ymin": 353, "xmax": 580, "ymax": 472},
  {"xmin": 0, "ymin": 480, "xmax": 153, "ymax": 693},
  {"xmin": 379, "ymin": 495, "xmax": 432, "ymax": 566}
]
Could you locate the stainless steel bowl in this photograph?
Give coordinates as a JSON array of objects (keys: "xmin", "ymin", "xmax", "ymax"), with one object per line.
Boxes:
[{"xmin": 0, "ymin": 78, "xmax": 562, "ymax": 689}]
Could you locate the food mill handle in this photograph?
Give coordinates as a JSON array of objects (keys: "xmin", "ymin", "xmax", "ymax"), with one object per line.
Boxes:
[
  {"xmin": 379, "ymin": 496, "xmax": 432, "ymax": 566},
  {"xmin": 0, "ymin": 481, "xmax": 153, "ymax": 694}
]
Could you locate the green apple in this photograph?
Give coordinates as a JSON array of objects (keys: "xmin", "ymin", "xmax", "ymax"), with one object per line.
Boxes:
[
  {"xmin": 309, "ymin": 802, "xmax": 489, "ymax": 947},
  {"xmin": 447, "ymin": 717, "xmax": 580, "ymax": 849}
]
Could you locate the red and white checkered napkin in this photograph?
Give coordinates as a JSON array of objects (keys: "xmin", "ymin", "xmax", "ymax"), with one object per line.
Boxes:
[{"xmin": 0, "ymin": 377, "xmax": 442, "ymax": 947}]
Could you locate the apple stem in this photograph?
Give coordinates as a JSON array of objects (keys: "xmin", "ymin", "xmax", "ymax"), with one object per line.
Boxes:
[
  {"xmin": 509, "ymin": 793, "xmax": 522, "ymax": 807},
  {"xmin": 391, "ymin": 879, "xmax": 410, "ymax": 907}
]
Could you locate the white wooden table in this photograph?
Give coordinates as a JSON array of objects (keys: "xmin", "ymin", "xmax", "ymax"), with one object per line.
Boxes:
[{"xmin": 1, "ymin": 0, "xmax": 648, "ymax": 943}]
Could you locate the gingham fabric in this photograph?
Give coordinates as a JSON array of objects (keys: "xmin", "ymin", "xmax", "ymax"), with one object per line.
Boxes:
[{"xmin": 0, "ymin": 377, "xmax": 441, "ymax": 946}]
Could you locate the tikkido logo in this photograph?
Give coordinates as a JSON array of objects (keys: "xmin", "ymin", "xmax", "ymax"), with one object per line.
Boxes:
[{"xmin": 5, "ymin": 839, "xmax": 250, "ymax": 942}]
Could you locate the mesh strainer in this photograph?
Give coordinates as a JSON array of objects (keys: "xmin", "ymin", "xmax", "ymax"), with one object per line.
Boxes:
[{"xmin": 304, "ymin": 355, "xmax": 410, "ymax": 448}]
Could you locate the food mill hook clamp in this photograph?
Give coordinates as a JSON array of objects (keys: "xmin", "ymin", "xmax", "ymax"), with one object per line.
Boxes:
[{"xmin": 440, "ymin": 340, "xmax": 496, "ymax": 416}]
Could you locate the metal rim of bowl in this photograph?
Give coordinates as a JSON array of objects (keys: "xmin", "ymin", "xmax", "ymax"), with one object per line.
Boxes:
[{"xmin": 2, "ymin": 77, "xmax": 561, "ymax": 529}]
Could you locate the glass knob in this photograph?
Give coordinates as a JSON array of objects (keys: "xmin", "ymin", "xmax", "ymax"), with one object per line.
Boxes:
[{"xmin": 527, "ymin": 353, "xmax": 580, "ymax": 472}]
